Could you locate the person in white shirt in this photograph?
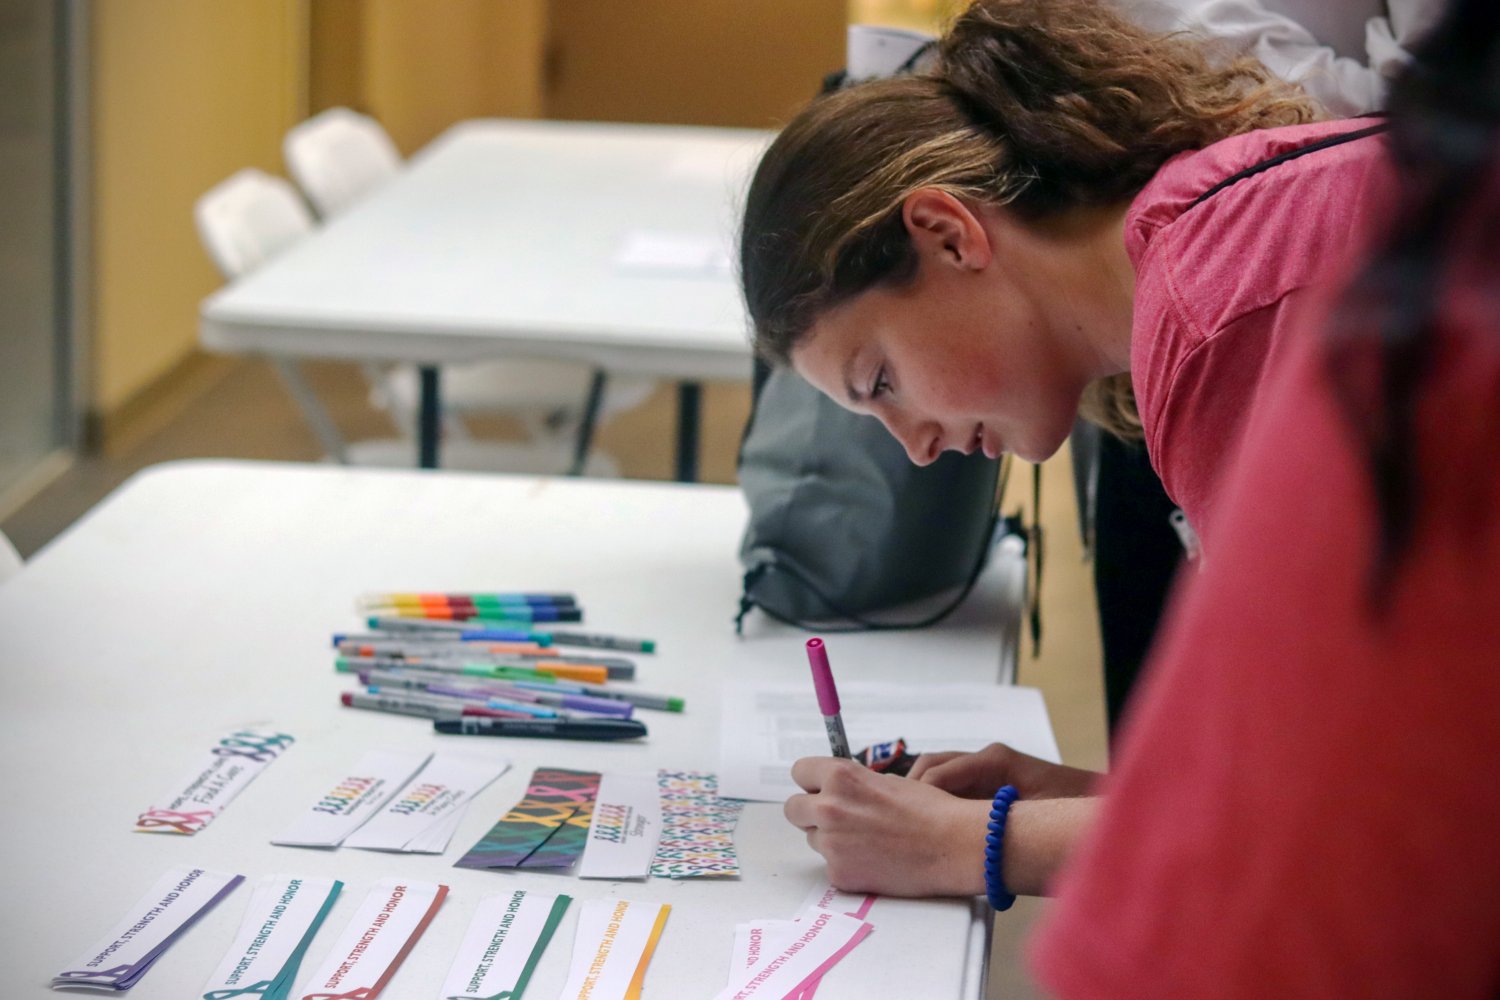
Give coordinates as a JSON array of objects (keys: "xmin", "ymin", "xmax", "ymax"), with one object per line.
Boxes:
[{"xmin": 1123, "ymin": 0, "xmax": 1443, "ymax": 114}]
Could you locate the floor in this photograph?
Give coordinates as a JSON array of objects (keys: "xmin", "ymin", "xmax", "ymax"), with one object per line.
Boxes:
[{"xmin": 0, "ymin": 354, "xmax": 1107, "ymax": 998}]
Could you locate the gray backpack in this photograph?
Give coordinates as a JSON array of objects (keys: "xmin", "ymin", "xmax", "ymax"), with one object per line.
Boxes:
[{"xmin": 735, "ymin": 361, "xmax": 1004, "ymax": 631}]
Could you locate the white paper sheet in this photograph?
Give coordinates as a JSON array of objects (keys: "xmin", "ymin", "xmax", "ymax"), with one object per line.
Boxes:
[
  {"xmin": 198, "ymin": 875, "xmax": 341, "ymax": 998},
  {"xmin": 438, "ymin": 890, "xmax": 571, "ymax": 1000},
  {"xmin": 135, "ymin": 729, "xmax": 294, "ymax": 835},
  {"xmin": 557, "ymin": 898, "xmax": 670, "ymax": 1000},
  {"xmin": 342, "ymin": 751, "xmax": 509, "ymax": 852},
  {"xmin": 711, "ymin": 911, "xmax": 872, "ymax": 1000},
  {"xmin": 717, "ymin": 681, "xmax": 1060, "ymax": 801},
  {"xmin": 272, "ymin": 749, "xmax": 432, "ymax": 848},
  {"xmin": 577, "ymin": 772, "xmax": 662, "ymax": 880},
  {"xmin": 292, "ymin": 879, "xmax": 447, "ymax": 999},
  {"xmin": 52, "ymin": 866, "xmax": 244, "ymax": 991}
]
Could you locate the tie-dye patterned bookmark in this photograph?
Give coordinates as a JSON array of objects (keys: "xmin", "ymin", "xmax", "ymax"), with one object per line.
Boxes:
[
  {"xmin": 454, "ymin": 767, "xmax": 602, "ymax": 870},
  {"xmin": 650, "ymin": 769, "xmax": 743, "ymax": 878}
]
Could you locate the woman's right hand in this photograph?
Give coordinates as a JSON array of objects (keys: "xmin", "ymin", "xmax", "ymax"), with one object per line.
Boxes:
[{"xmin": 907, "ymin": 742, "xmax": 1101, "ymax": 800}]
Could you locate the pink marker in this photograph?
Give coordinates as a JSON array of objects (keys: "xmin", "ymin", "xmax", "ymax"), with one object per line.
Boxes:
[{"xmin": 806, "ymin": 637, "xmax": 852, "ymax": 758}]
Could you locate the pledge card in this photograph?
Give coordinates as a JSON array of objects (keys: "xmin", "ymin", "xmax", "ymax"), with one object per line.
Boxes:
[
  {"xmin": 439, "ymin": 890, "xmax": 572, "ymax": 1000},
  {"xmin": 272, "ymin": 749, "xmax": 432, "ymax": 848},
  {"xmin": 711, "ymin": 911, "xmax": 872, "ymax": 1000},
  {"xmin": 342, "ymin": 751, "xmax": 510, "ymax": 853},
  {"xmin": 52, "ymin": 866, "xmax": 244, "ymax": 992},
  {"xmin": 454, "ymin": 767, "xmax": 601, "ymax": 871},
  {"xmin": 557, "ymin": 898, "xmax": 670, "ymax": 1000},
  {"xmin": 795, "ymin": 882, "xmax": 876, "ymax": 922},
  {"xmin": 137, "ymin": 730, "xmax": 294, "ymax": 835},
  {"xmin": 649, "ymin": 770, "xmax": 743, "ymax": 878},
  {"xmin": 198, "ymin": 875, "xmax": 342, "ymax": 1000},
  {"xmin": 292, "ymin": 879, "xmax": 447, "ymax": 1000},
  {"xmin": 577, "ymin": 772, "xmax": 661, "ymax": 880}
]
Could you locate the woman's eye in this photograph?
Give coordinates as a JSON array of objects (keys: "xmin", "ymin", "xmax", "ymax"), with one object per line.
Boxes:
[{"xmin": 871, "ymin": 367, "xmax": 892, "ymax": 399}]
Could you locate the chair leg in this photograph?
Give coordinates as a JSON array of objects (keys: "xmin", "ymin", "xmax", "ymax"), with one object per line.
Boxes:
[
  {"xmin": 569, "ymin": 369, "xmax": 608, "ymax": 477},
  {"xmin": 271, "ymin": 357, "xmax": 350, "ymax": 464}
]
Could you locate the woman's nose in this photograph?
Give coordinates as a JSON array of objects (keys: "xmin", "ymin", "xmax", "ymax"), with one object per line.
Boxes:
[{"xmin": 881, "ymin": 413, "xmax": 941, "ymax": 467}]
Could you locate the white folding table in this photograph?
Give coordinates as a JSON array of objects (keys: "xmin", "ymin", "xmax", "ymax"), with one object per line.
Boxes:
[
  {"xmin": 0, "ymin": 460, "xmax": 1029, "ymax": 998},
  {"xmin": 199, "ymin": 119, "xmax": 775, "ymax": 479}
]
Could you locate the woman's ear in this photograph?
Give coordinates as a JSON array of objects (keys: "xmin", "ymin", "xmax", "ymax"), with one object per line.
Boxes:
[{"xmin": 902, "ymin": 188, "xmax": 993, "ymax": 270}]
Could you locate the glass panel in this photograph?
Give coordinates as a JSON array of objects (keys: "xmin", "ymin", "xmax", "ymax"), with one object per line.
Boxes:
[{"xmin": 0, "ymin": 1, "xmax": 64, "ymax": 496}]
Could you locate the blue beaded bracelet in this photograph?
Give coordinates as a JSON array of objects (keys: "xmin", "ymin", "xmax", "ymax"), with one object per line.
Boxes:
[{"xmin": 983, "ymin": 784, "xmax": 1020, "ymax": 911}]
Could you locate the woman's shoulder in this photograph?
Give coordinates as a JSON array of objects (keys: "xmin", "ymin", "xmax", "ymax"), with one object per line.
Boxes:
[{"xmin": 1124, "ymin": 119, "xmax": 1391, "ymax": 262}]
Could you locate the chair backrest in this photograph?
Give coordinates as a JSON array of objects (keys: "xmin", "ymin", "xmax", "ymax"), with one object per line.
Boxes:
[
  {"xmin": 194, "ymin": 168, "xmax": 315, "ymax": 279},
  {"xmin": 283, "ymin": 107, "xmax": 402, "ymax": 218},
  {"xmin": 0, "ymin": 529, "xmax": 22, "ymax": 584}
]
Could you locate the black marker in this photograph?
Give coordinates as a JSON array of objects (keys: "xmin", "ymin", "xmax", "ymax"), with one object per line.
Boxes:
[{"xmin": 434, "ymin": 717, "xmax": 648, "ymax": 741}]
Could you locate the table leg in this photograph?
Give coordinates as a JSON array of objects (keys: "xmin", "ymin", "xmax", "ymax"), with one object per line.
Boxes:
[
  {"xmin": 676, "ymin": 380, "xmax": 702, "ymax": 482},
  {"xmin": 418, "ymin": 365, "xmax": 441, "ymax": 469}
]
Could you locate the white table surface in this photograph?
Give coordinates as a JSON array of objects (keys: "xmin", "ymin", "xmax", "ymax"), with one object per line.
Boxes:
[
  {"xmin": 200, "ymin": 119, "xmax": 774, "ymax": 382},
  {"xmin": 0, "ymin": 460, "xmax": 1026, "ymax": 998}
]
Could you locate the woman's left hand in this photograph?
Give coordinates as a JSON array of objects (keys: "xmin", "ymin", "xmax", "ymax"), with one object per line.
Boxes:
[{"xmin": 784, "ymin": 756, "xmax": 990, "ymax": 897}]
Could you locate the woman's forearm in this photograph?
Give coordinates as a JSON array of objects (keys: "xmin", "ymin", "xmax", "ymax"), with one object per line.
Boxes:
[{"xmin": 1001, "ymin": 796, "xmax": 1101, "ymax": 896}]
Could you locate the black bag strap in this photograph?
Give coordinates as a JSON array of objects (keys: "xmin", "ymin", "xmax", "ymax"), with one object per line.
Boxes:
[{"xmin": 1185, "ymin": 120, "xmax": 1390, "ymax": 213}]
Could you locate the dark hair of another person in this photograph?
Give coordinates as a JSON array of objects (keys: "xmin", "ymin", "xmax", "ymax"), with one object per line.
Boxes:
[
  {"xmin": 1325, "ymin": 0, "xmax": 1500, "ymax": 598},
  {"xmin": 738, "ymin": 0, "xmax": 1318, "ymax": 437}
]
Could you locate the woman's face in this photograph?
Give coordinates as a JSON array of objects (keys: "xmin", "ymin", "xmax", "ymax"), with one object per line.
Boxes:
[{"xmin": 790, "ymin": 197, "xmax": 1090, "ymax": 465}]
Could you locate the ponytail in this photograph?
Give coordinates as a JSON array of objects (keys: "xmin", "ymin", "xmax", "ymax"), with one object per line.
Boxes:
[{"xmin": 741, "ymin": 0, "xmax": 1318, "ymax": 439}]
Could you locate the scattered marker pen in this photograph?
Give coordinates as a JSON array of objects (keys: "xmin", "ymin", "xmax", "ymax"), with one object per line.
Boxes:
[
  {"xmin": 509, "ymin": 678, "xmax": 683, "ymax": 713},
  {"xmin": 339, "ymin": 691, "xmax": 529, "ymax": 722},
  {"xmin": 364, "ymin": 617, "xmax": 547, "ymax": 643},
  {"xmin": 537, "ymin": 630, "xmax": 656, "ymax": 654},
  {"xmin": 434, "ymin": 717, "xmax": 648, "ymax": 741},
  {"xmin": 806, "ymin": 637, "xmax": 851, "ymax": 758}
]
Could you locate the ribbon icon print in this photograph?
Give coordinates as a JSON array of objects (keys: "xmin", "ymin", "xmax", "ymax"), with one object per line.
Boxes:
[
  {"xmin": 135, "ymin": 808, "xmax": 216, "ymax": 834},
  {"xmin": 455, "ymin": 768, "xmax": 602, "ymax": 869},
  {"xmin": 212, "ymin": 732, "xmax": 294, "ymax": 763}
]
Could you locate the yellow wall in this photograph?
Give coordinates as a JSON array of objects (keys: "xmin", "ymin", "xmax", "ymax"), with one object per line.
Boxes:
[
  {"xmin": 545, "ymin": 1, "xmax": 846, "ymax": 128},
  {"xmin": 359, "ymin": 0, "xmax": 547, "ymax": 154},
  {"xmin": 848, "ymin": 0, "xmax": 965, "ymax": 31},
  {"xmin": 90, "ymin": 0, "xmax": 304, "ymax": 415},
  {"xmin": 88, "ymin": 2, "xmax": 850, "ymax": 423}
]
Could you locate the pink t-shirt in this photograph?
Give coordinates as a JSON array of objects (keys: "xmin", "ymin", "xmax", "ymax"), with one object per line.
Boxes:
[
  {"xmin": 1031, "ymin": 159, "xmax": 1500, "ymax": 994},
  {"xmin": 1128, "ymin": 119, "xmax": 1394, "ymax": 545}
]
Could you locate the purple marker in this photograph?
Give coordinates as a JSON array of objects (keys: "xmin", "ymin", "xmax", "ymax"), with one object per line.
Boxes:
[{"xmin": 806, "ymin": 637, "xmax": 851, "ymax": 758}]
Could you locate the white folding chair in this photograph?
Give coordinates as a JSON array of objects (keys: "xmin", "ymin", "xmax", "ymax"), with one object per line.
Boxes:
[
  {"xmin": 195, "ymin": 168, "xmax": 358, "ymax": 462},
  {"xmin": 0, "ymin": 529, "xmax": 23, "ymax": 584},
  {"xmin": 282, "ymin": 107, "xmax": 403, "ymax": 219},
  {"xmin": 282, "ymin": 108, "xmax": 655, "ymax": 473}
]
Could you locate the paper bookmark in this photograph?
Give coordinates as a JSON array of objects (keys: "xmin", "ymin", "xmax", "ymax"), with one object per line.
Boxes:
[
  {"xmin": 454, "ymin": 767, "xmax": 601, "ymax": 870},
  {"xmin": 649, "ymin": 770, "xmax": 743, "ymax": 878},
  {"xmin": 343, "ymin": 751, "xmax": 510, "ymax": 853},
  {"xmin": 577, "ymin": 772, "xmax": 661, "ymax": 880},
  {"xmin": 292, "ymin": 879, "xmax": 447, "ymax": 1000},
  {"xmin": 711, "ymin": 912, "xmax": 873, "ymax": 1000},
  {"xmin": 199, "ymin": 875, "xmax": 342, "ymax": 1000},
  {"xmin": 557, "ymin": 898, "xmax": 670, "ymax": 1000},
  {"xmin": 786, "ymin": 884, "xmax": 879, "ymax": 999},
  {"xmin": 728, "ymin": 920, "xmax": 799, "ymax": 975},
  {"xmin": 795, "ymin": 882, "xmax": 876, "ymax": 922},
  {"xmin": 136, "ymin": 729, "xmax": 294, "ymax": 835},
  {"xmin": 52, "ymin": 866, "xmax": 244, "ymax": 992},
  {"xmin": 439, "ymin": 890, "xmax": 572, "ymax": 1000},
  {"xmin": 272, "ymin": 749, "xmax": 432, "ymax": 848}
]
